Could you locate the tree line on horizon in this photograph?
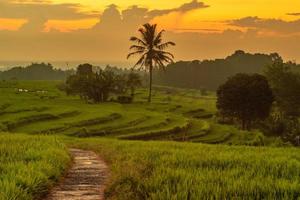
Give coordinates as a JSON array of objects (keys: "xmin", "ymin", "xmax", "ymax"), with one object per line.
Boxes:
[
  {"xmin": 2, "ymin": 51, "xmax": 299, "ymax": 92},
  {"xmin": 154, "ymin": 50, "xmax": 300, "ymax": 90},
  {"xmin": 0, "ymin": 63, "xmax": 72, "ymax": 80}
]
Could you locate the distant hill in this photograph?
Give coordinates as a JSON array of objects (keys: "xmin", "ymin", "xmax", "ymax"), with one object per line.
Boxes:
[
  {"xmin": 154, "ymin": 50, "xmax": 287, "ymax": 90},
  {"xmin": 0, "ymin": 63, "xmax": 73, "ymax": 80}
]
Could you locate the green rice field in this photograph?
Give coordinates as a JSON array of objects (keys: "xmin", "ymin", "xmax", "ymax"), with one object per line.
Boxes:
[
  {"xmin": 0, "ymin": 80, "xmax": 298, "ymax": 199},
  {"xmin": 0, "ymin": 134, "xmax": 70, "ymax": 200}
]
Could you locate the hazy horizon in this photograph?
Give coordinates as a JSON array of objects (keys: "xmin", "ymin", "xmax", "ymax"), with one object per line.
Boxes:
[
  {"xmin": 0, "ymin": 60, "xmax": 134, "ymax": 70},
  {"xmin": 0, "ymin": 49, "xmax": 297, "ymax": 70}
]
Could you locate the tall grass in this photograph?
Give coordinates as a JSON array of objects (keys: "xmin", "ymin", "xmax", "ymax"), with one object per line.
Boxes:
[
  {"xmin": 67, "ymin": 137, "xmax": 300, "ymax": 199},
  {"xmin": 0, "ymin": 134, "xmax": 70, "ymax": 200}
]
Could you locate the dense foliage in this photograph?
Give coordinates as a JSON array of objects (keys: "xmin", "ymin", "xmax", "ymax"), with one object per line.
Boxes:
[
  {"xmin": 217, "ymin": 73, "xmax": 274, "ymax": 130},
  {"xmin": 127, "ymin": 72, "xmax": 142, "ymax": 98},
  {"xmin": 0, "ymin": 63, "xmax": 72, "ymax": 80},
  {"xmin": 265, "ymin": 61, "xmax": 300, "ymax": 116},
  {"xmin": 154, "ymin": 50, "xmax": 282, "ymax": 90},
  {"xmin": 65, "ymin": 64, "xmax": 141, "ymax": 103},
  {"xmin": 263, "ymin": 61, "xmax": 300, "ymax": 143}
]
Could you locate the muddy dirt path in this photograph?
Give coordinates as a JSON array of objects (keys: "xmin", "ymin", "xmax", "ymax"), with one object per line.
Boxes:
[{"xmin": 46, "ymin": 148, "xmax": 109, "ymax": 200}]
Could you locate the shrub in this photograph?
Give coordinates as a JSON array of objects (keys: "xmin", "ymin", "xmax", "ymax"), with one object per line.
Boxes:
[{"xmin": 117, "ymin": 96, "xmax": 133, "ymax": 104}]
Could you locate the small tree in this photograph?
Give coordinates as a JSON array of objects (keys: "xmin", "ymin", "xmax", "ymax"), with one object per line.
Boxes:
[
  {"xmin": 76, "ymin": 63, "xmax": 93, "ymax": 76},
  {"xmin": 265, "ymin": 61, "xmax": 300, "ymax": 117},
  {"xmin": 217, "ymin": 73, "xmax": 274, "ymax": 130},
  {"xmin": 65, "ymin": 64, "xmax": 127, "ymax": 103},
  {"xmin": 127, "ymin": 72, "xmax": 142, "ymax": 99}
]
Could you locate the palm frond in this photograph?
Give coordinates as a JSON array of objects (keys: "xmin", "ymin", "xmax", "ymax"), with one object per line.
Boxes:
[
  {"xmin": 138, "ymin": 27, "xmax": 150, "ymax": 46},
  {"xmin": 157, "ymin": 42, "xmax": 176, "ymax": 50},
  {"xmin": 127, "ymin": 50, "xmax": 144, "ymax": 59},
  {"xmin": 160, "ymin": 50, "xmax": 175, "ymax": 59},
  {"xmin": 133, "ymin": 53, "xmax": 147, "ymax": 68},
  {"xmin": 130, "ymin": 36, "xmax": 147, "ymax": 46},
  {"xmin": 153, "ymin": 30, "xmax": 164, "ymax": 46},
  {"xmin": 129, "ymin": 45, "xmax": 146, "ymax": 51},
  {"xmin": 139, "ymin": 23, "xmax": 157, "ymax": 48}
]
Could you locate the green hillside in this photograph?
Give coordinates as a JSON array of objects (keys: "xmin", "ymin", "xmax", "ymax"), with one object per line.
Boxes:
[{"xmin": 0, "ymin": 80, "xmax": 267, "ymax": 145}]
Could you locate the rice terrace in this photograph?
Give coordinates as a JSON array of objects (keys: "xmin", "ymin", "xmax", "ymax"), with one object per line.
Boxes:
[{"xmin": 1, "ymin": 0, "xmax": 300, "ymax": 200}]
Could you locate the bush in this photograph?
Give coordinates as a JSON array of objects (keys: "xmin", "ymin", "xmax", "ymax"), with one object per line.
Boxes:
[
  {"xmin": 250, "ymin": 132, "xmax": 266, "ymax": 146},
  {"xmin": 118, "ymin": 96, "xmax": 133, "ymax": 104}
]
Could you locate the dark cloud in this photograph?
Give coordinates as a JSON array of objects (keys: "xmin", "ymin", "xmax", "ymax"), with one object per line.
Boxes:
[
  {"xmin": 0, "ymin": 0, "xmax": 209, "ymax": 32},
  {"xmin": 286, "ymin": 13, "xmax": 300, "ymax": 16},
  {"xmin": 147, "ymin": 0, "xmax": 209, "ymax": 18},
  {"xmin": 172, "ymin": 28, "xmax": 220, "ymax": 32},
  {"xmin": 230, "ymin": 16, "xmax": 300, "ymax": 34},
  {"xmin": 122, "ymin": 6, "xmax": 148, "ymax": 22},
  {"xmin": 91, "ymin": 1, "xmax": 209, "ymax": 33}
]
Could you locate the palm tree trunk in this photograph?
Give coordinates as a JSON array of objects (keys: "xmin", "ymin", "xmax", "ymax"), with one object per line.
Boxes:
[{"xmin": 148, "ymin": 65, "xmax": 153, "ymax": 103}]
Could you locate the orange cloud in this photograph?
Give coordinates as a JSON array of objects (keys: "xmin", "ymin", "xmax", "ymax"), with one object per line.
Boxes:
[
  {"xmin": 44, "ymin": 18, "xmax": 98, "ymax": 32},
  {"xmin": 151, "ymin": 12, "xmax": 245, "ymax": 33},
  {"xmin": 0, "ymin": 18, "xmax": 27, "ymax": 31}
]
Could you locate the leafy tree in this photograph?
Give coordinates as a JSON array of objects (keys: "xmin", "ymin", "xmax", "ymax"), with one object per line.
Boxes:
[
  {"xmin": 127, "ymin": 72, "xmax": 142, "ymax": 98},
  {"xmin": 265, "ymin": 61, "xmax": 300, "ymax": 117},
  {"xmin": 217, "ymin": 73, "xmax": 274, "ymax": 130},
  {"xmin": 76, "ymin": 63, "xmax": 93, "ymax": 76},
  {"xmin": 65, "ymin": 64, "xmax": 129, "ymax": 103},
  {"xmin": 127, "ymin": 23, "xmax": 175, "ymax": 102}
]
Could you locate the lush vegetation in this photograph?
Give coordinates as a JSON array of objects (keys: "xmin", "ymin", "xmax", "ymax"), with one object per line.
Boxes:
[
  {"xmin": 0, "ymin": 134, "xmax": 70, "ymax": 200},
  {"xmin": 67, "ymin": 137, "xmax": 300, "ymax": 199},
  {"xmin": 262, "ymin": 61, "xmax": 300, "ymax": 144},
  {"xmin": 0, "ymin": 63, "xmax": 72, "ymax": 80},
  {"xmin": 0, "ymin": 56, "xmax": 299, "ymax": 199},
  {"xmin": 63, "ymin": 64, "xmax": 142, "ymax": 103},
  {"xmin": 217, "ymin": 73, "xmax": 274, "ymax": 130},
  {"xmin": 1, "ymin": 20, "xmax": 299, "ymax": 200},
  {"xmin": 0, "ymin": 80, "xmax": 270, "ymax": 145},
  {"xmin": 265, "ymin": 61, "xmax": 300, "ymax": 117},
  {"xmin": 154, "ymin": 50, "xmax": 300, "ymax": 90}
]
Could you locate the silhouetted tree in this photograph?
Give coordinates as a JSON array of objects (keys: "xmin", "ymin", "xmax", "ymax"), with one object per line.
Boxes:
[
  {"xmin": 217, "ymin": 73, "xmax": 274, "ymax": 130},
  {"xmin": 265, "ymin": 61, "xmax": 300, "ymax": 117},
  {"xmin": 127, "ymin": 71, "xmax": 142, "ymax": 99},
  {"xmin": 76, "ymin": 63, "xmax": 93, "ymax": 76},
  {"xmin": 127, "ymin": 23, "xmax": 175, "ymax": 102},
  {"xmin": 65, "ymin": 64, "xmax": 127, "ymax": 103}
]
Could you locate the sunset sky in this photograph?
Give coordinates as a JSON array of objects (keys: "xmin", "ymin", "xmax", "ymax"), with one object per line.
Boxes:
[{"xmin": 0, "ymin": 0, "xmax": 300, "ymax": 67}]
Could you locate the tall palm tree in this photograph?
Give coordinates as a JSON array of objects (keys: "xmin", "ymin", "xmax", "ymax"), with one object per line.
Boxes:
[{"xmin": 127, "ymin": 23, "xmax": 175, "ymax": 102}]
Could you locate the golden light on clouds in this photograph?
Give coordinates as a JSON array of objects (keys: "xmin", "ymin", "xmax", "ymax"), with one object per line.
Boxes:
[
  {"xmin": 0, "ymin": 18, "xmax": 27, "ymax": 31},
  {"xmin": 2, "ymin": 0, "xmax": 300, "ymax": 32},
  {"xmin": 1, "ymin": 0, "xmax": 300, "ymax": 62},
  {"xmin": 44, "ymin": 18, "xmax": 98, "ymax": 32}
]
